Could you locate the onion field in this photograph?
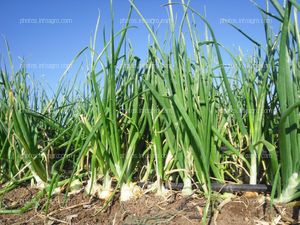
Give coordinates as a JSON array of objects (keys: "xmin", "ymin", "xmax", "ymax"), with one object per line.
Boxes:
[{"xmin": 0, "ymin": 0, "xmax": 300, "ymax": 224}]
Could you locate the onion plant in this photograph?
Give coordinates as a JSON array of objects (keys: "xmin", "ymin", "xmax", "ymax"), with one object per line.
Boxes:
[{"xmin": 273, "ymin": 0, "xmax": 300, "ymax": 203}]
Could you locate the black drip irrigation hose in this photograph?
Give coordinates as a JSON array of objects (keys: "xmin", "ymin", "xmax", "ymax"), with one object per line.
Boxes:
[
  {"xmin": 211, "ymin": 183, "xmax": 272, "ymax": 193},
  {"xmin": 137, "ymin": 182, "xmax": 272, "ymax": 193}
]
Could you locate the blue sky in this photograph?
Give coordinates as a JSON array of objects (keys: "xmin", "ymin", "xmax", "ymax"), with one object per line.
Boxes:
[{"xmin": 0, "ymin": 0, "xmax": 280, "ymax": 90}]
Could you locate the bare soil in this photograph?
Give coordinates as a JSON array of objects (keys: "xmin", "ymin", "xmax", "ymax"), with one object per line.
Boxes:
[{"xmin": 0, "ymin": 186, "xmax": 299, "ymax": 225}]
